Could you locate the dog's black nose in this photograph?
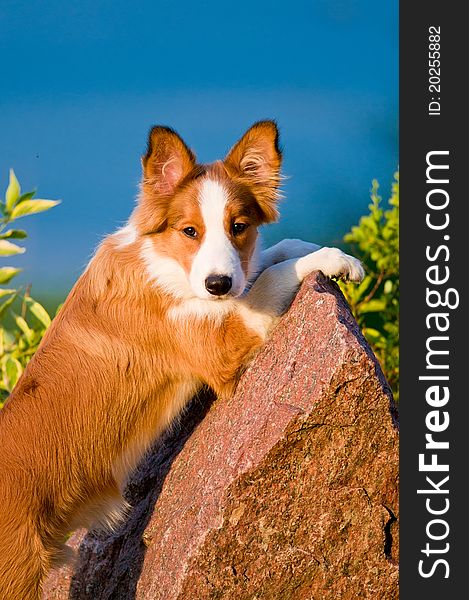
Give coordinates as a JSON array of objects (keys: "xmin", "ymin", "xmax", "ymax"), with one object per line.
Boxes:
[{"xmin": 205, "ymin": 275, "xmax": 232, "ymax": 296}]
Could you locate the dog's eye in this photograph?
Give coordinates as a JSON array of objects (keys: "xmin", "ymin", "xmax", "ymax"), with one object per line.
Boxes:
[
  {"xmin": 232, "ymin": 222, "xmax": 248, "ymax": 236},
  {"xmin": 183, "ymin": 227, "xmax": 197, "ymax": 238}
]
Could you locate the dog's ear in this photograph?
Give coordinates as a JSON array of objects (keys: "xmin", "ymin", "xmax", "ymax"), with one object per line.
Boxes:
[
  {"xmin": 142, "ymin": 126, "xmax": 196, "ymax": 196},
  {"xmin": 136, "ymin": 126, "xmax": 196, "ymax": 233},
  {"xmin": 224, "ymin": 120, "xmax": 282, "ymax": 223}
]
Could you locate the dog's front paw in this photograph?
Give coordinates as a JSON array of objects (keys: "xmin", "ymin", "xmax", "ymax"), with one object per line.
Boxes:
[
  {"xmin": 326, "ymin": 248, "xmax": 365, "ymax": 283},
  {"xmin": 297, "ymin": 247, "xmax": 364, "ymax": 283},
  {"xmin": 317, "ymin": 247, "xmax": 365, "ymax": 282}
]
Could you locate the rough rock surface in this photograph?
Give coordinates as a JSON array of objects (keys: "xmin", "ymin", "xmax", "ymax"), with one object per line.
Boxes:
[{"xmin": 43, "ymin": 272, "xmax": 399, "ymax": 600}]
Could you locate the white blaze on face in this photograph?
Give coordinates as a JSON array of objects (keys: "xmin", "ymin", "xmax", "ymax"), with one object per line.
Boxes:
[{"xmin": 189, "ymin": 178, "xmax": 245, "ymax": 299}]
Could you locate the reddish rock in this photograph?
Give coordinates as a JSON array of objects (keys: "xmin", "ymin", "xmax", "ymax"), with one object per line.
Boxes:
[{"xmin": 43, "ymin": 272, "xmax": 399, "ymax": 599}]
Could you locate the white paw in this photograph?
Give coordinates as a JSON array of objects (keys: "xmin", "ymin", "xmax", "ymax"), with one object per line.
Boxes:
[{"xmin": 297, "ymin": 247, "xmax": 365, "ymax": 283}]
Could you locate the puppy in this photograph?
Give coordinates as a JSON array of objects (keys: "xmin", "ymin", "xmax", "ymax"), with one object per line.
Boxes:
[{"xmin": 0, "ymin": 121, "xmax": 363, "ymax": 599}]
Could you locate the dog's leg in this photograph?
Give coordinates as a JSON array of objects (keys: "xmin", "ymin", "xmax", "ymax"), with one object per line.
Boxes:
[
  {"xmin": 241, "ymin": 247, "xmax": 364, "ymax": 339},
  {"xmin": 0, "ymin": 515, "xmax": 48, "ymax": 600},
  {"xmin": 187, "ymin": 247, "xmax": 363, "ymax": 399},
  {"xmin": 177, "ymin": 248, "xmax": 363, "ymax": 400},
  {"xmin": 258, "ymin": 238, "xmax": 322, "ymax": 271}
]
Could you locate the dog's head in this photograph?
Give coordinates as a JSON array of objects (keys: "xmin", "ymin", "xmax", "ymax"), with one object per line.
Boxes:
[{"xmin": 132, "ymin": 121, "xmax": 282, "ymax": 300}]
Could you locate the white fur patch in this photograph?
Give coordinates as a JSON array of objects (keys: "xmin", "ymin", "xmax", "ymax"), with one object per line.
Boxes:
[
  {"xmin": 189, "ymin": 179, "xmax": 245, "ymax": 299},
  {"xmin": 113, "ymin": 224, "xmax": 137, "ymax": 248},
  {"xmin": 258, "ymin": 238, "xmax": 321, "ymax": 271},
  {"xmin": 168, "ymin": 297, "xmax": 236, "ymax": 324},
  {"xmin": 237, "ymin": 303, "xmax": 276, "ymax": 341},
  {"xmin": 140, "ymin": 238, "xmax": 193, "ymax": 299}
]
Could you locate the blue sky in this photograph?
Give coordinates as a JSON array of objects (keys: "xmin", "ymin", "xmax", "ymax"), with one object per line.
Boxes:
[{"xmin": 0, "ymin": 0, "xmax": 398, "ymax": 297}]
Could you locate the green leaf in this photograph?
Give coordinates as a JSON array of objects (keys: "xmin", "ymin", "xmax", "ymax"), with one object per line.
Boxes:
[
  {"xmin": 25, "ymin": 297, "xmax": 51, "ymax": 328},
  {"xmin": 362, "ymin": 327, "xmax": 383, "ymax": 343},
  {"xmin": 5, "ymin": 356, "xmax": 23, "ymax": 391},
  {"xmin": 14, "ymin": 315, "xmax": 34, "ymax": 345},
  {"xmin": 0, "ymin": 267, "xmax": 22, "ymax": 284},
  {"xmin": 5, "ymin": 169, "xmax": 21, "ymax": 212},
  {"xmin": 2, "ymin": 328, "xmax": 15, "ymax": 346},
  {"xmin": 17, "ymin": 191, "xmax": 36, "ymax": 202},
  {"xmin": 354, "ymin": 274, "xmax": 373, "ymax": 299},
  {"xmin": 10, "ymin": 199, "xmax": 60, "ymax": 220},
  {"xmin": 0, "ymin": 293, "xmax": 17, "ymax": 318},
  {"xmin": 359, "ymin": 299, "xmax": 387, "ymax": 313},
  {"xmin": 0, "ymin": 240, "xmax": 26, "ymax": 256},
  {"xmin": 0, "ymin": 288, "xmax": 16, "ymax": 298},
  {"xmin": 0, "ymin": 229, "xmax": 28, "ymax": 240}
]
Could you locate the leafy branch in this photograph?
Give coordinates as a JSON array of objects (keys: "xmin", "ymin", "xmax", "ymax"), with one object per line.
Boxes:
[
  {"xmin": 0, "ymin": 170, "xmax": 59, "ymax": 406},
  {"xmin": 339, "ymin": 172, "xmax": 399, "ymax": 400}
]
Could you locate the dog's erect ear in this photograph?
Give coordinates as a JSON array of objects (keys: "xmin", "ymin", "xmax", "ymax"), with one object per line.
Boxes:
[
  {"xmin": 142, "ymin": 126, "xmax": 196, "ymax": 195},
  {"xmin": 135, "ymin": 127, "xmax": 196, "ymax": 234},
  {"xmin": 224, "ymin": 120, "xmax": 282, "ymax": 223}
]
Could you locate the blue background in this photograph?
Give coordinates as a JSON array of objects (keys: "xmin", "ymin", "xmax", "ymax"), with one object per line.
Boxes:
[{"xmin": 0, "ymin": 0, "xmax": 398, "ymax": 300}]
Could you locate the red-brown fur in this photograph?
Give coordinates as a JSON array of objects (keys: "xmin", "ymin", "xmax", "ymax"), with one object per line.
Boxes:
[{"xmin": 0, "ymin": 121, "xmax": 281, "ymax": 598}]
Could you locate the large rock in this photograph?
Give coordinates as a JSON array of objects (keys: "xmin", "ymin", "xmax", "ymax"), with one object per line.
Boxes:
[{"xmin": 43, "ymin": 272, "xmax": 399, "ymax": 599}]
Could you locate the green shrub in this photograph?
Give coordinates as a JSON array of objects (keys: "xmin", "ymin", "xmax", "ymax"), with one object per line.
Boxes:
[
  {"xmin": 339, "ymin": 171, "xmax": 399, "ymax": 401},
  {"xmin": 0, "ymin": 170, "xmax": 59, "ymax": 407}
]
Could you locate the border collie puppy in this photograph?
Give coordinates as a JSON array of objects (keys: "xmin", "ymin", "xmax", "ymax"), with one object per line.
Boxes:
[{"xmin": 0, "ymin": 121, "xmax": 363, "ymax": 599}]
